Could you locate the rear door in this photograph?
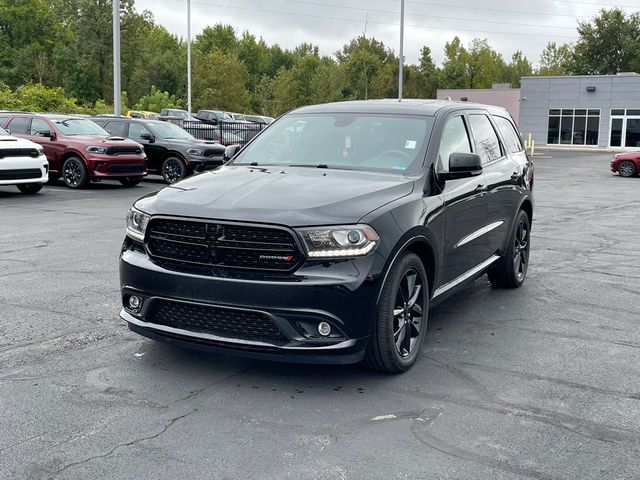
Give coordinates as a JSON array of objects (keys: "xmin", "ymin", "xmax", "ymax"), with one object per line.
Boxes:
[
  {"xmin": 438, "ymin": 113, "xmax": 490, "ymax": 286},
  {"xmin": 484, "ymin": 115, "xmax": 527, "ymax": 252}
]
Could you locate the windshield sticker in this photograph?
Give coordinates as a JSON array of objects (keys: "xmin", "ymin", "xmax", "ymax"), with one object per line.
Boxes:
[{"xmin": 405, "ymin": 140, "xmax": 417, "ymax": 150}]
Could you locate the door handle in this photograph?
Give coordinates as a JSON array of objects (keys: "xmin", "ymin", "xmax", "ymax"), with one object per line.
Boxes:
[{"xmin": 474, "ymin": 184, "xmax": 487, "ymax": 193}]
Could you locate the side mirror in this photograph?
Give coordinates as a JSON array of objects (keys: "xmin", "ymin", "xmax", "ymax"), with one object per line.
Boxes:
[
  {"xmin": 40, "ymin": 129, "xmax": 54, "ymax": 138},
  {"xmin": 224, "ymin": 144, "xmax": 241, "ymax": 162},
  {"xmin": 140, "ymin": 133, "xmax": 154, "ymax": 142},
  {"xmin": 440, "ymin": 153, "xmax": 483, "ymax": 181}
]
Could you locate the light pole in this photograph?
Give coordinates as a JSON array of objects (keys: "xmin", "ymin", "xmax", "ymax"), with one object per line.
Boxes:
[
  {"xmin": 187, "ymin": 0, "xmax": 192, "ymax": 115},
  {"xmin": 398, "ymin": 0, "xmax": 405, "ymax": 102},
  {"xmin": 113, "ymin": 0, "xmax": 121, "ymax": 116}
]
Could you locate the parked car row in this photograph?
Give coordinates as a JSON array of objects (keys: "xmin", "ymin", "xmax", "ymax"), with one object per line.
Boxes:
[{"xmin": 0, "ymin": 112, "xmax": 233, "ymax": 191}]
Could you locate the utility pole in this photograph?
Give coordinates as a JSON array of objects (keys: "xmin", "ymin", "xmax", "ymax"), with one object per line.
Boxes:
[
  {"xmin": 187, "ymin": 0, "xmax": 192, "ymax": 115},
  {"xmin": 398, "ymin": 0, "xmax": 405, "ymax": 101},
  {"xmin": 113, "ymin": 0, "xmax": 121, "ymax": 116}
]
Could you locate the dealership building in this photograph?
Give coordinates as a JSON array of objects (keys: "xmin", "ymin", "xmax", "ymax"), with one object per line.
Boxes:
[
  {"xmin": 519, "ymin": 73, "xmax": 640, "ymax": 149},
  {"xmin": 438, "ymin": 73, "xmax": 640, "ymax": 149}
]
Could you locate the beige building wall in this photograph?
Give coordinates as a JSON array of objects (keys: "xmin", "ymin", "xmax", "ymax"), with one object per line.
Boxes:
[{"xmin": 437, "ymin": 85, "xmax": 522, "ymax": 124}]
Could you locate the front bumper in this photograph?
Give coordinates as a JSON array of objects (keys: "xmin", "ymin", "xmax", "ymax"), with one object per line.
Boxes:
[
  {"xmin": 188, "ymin": 157, "xmax": 224, "ymax": 173},
  {"xmin": 0, "ymin": 158, "xmax": 48, "ymax": 185},
  {"xmin": 119, "ymin": 247, "xmax": 386, "ymax": 364},
  {"xmin": 86, "ymin": 154, "xmax": 148, "ymax": 178}
]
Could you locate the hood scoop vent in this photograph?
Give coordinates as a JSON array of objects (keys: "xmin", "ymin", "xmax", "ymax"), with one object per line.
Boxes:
[{"xmin": 107, "ymin": 136, "xmax": 125, "ymax": 141}]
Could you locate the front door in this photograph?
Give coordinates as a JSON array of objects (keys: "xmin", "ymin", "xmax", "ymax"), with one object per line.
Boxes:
[{"xmin": 437, "ymin": 114, "xmax": 489, "ymax": 286}]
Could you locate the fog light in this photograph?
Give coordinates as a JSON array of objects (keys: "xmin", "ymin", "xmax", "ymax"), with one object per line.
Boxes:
[
  {"xmin": 318, "ymin": 322, "xmax": 331, "ymax": 337},
  {"xmin": 128, "ymin": 295, "xmax": 141, "ymax": 310}
]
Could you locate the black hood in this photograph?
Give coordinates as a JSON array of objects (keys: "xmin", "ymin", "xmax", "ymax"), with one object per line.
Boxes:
[{"xmin": 135, "ymin": 165, "xmax": 415, "ymax": 226}]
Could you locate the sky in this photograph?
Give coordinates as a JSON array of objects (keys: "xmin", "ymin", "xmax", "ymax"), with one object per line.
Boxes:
[{"xmin": 135, "ymin": 0, "xmax": 638, "ymax": 67}]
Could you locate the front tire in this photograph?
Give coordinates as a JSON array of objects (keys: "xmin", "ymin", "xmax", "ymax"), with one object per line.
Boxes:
[
  {"xmin": 17, "ymin": 183, "xmax": 43, "ymax": 194},
  {"xmin": 119, "ymin": 176, "xmax": 143, "ymax": 187},
  {"xmin": 364, "ymin": 252, "xmax": 429, "ymax": 373},
  {"xmin": 618, "ymin": 160, "xmax": 637, "ymax": 177},
  {"xmin": 161, "ymin": 157, "xmax": 186, "ymax": 184},
  {"xmin": 61, "ymin": 156, "xmax": 88, "ymax": 189},
  {"xmin": 488, "ymin": 210, "xmax": 531, "ymax": 288}
]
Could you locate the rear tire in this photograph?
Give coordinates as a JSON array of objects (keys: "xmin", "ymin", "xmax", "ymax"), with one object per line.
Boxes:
[
  {"xmin": 17, "ymin": 183, "xmax": 43, "ymax": 194},
  {"xmin": 363, "ymin": 252, "xmax": 429, "ymax": 373},
  {"xmin": 119, "ymin": 176, "xmax": 143, "ymax": 187},
  {"xmin": 488, "ymin": 210, "xmax": 531, "ymax": 288},
  {"xmin": 61, "ymin": 156, "xmax": 88, "ymax": 189},
  {"xmin": 618, "ymin": 160, "xmax": 637, "ymax": 177},
  {"xmin": 162, "ymin": 157, "xmax": 186, "ymax": 184}
]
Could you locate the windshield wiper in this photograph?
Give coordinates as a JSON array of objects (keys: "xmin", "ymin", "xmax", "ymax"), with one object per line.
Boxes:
[{"xmin": 287, "ymin": 164, "xmax": 329, "ymax": 169}]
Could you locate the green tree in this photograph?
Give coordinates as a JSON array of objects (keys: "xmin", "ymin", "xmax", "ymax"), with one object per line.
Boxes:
[
  {"xmin": 337, "ymin": 36, "xmax": 397, "ymax": 99},
  {"xmin": 194, "ymin": 23, "xmax": 238, "ymax": 55},
  {"xmin": 538, "ymin": 42, "xmax": 573, "ymax": 76},
  {"xmin": 440, "ymin": 37, "xmax": 468, "ymax": 89},
  {"xmin": 570, "ymin": 8, "xmax": 640, "ymax": 75},
  {"xmin": 506, "ymin": 51, "xmax": 533, "ymax": 87},
  {"xmin": 192, "ymin": 50, "xmax": 250, "ymax": 112},
  {"xmin": 133, "ymin": 85, "xmax": 183, "ymax": 112}
]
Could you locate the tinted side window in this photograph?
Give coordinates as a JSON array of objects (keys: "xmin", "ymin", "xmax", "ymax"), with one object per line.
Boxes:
[
  {"xmin": 468, "ymin": 114, "xmax": 502, "ymax": 164},
  {"xmin": 493, "ymin": 116, "xmax": 523, "ymax": 154},
  {"xmin": 30, "ymin": 118, "xmax": 50, "ymax": 135},
  {"xmin": 437, "ymin": 116, "xmax": 472, "ymax": 172},
  {"xmin": 128, "ymin": 122, "xmax": 151, "ymax": 140},
  {"xmin": 104, "ymin": 121, "xmax": 128, "ymax": 137},
  {"xmin": 8, "ymin": 117, "xmax": 31, "ymax": 135}
]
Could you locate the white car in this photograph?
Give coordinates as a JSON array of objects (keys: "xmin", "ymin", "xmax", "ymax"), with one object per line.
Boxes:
[{"xmin": 0, "ymin": 127, "xmax": 48, "ymax": 194}]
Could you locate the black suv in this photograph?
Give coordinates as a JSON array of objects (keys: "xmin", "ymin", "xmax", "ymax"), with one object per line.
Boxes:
[
  {"xmin": 119, "ymin": 100, "xmax": 534, "ymax": 373},
  {"xmin": 92, "ymin": 118, "xmax": 225, "ymax": 184}
]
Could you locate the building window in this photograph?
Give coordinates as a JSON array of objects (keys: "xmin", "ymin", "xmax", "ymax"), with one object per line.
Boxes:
[
  {"xmin": 610, "ymin": 109, "xmax": 640, "ymax": 147},
  {"xmin": 547, "ymin": 108, "xmax": 600, "ymax": 146}
]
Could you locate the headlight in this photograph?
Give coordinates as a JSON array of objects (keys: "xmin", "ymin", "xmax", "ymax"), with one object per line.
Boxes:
[
  {"xmin": 296, "ymin": 225, "xmax": 379, "ymax": 258},
  {"xmin": 37, "ymin": 148, "xmax": 45, "ymax": 156},
  {"xmin": 187, "ymin": 148, "xmax": 205, "ymax": 157},
  {"xmin": 126, "ymin": 207, "xmax": 150, "ymax": 242},
  {"xmin": 87, "ymin": 146, "xmax": 108, "ymax": 154}
]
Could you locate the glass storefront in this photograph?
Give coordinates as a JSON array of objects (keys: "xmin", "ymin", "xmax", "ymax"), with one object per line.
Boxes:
[
  {"xmin": 547, "ymin": 109, "xmax": 600, "ymax": 146},
  {"xmin": 610, "ymin": 109, "xmax": 640, "ymax": 148}
]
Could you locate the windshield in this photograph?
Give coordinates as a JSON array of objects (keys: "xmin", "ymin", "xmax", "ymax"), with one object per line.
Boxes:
[
  {"xmin": 53, "ymin": 118, "xmax": 108, "ymax": 136},
  {"xmin": 232, "ymin": 114, "xmax": 434, "ymax": 173},
  {"xmin": 148, "ymin": 122, "xmax": 194, "ymax": 140}
]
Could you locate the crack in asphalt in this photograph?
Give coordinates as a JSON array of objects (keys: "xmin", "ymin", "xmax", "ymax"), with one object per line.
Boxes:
[{"xmin": 46, "ymin": 409, "xmax": 199, "ymax": 480}]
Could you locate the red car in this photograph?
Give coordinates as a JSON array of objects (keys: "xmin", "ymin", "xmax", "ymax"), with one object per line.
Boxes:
[
  {"xmin": 611, "ymin": 152, "xmax": 640, "ymax": 177},
  {"xmin": 0, "ymin": 113, "xmax": 147, "ymax": 188}
]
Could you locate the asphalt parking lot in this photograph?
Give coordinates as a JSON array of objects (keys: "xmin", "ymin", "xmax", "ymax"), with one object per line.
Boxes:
[{"xmin": 1, "ymin": 151, "xmax": 639, "ymax": 480}]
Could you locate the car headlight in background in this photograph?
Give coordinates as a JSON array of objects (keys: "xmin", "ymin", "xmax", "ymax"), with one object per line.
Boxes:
[
  {"xmin": 37, "ymin": 148, "xmax": 45, "ymax": 156},
  {"xmin": 126, "ymin": 207, "xmax": 150, "ymax": 242},
  {"xmin": 86, "ymin": 146, "xmax": 108, "ymax": 154},
  {"xmin": 186, "ymin": 148, "xmax": 205, "ymax": 157},
  {"xmin": 296, "ymin": 225, "xmax": 379, "ymax": 258}
]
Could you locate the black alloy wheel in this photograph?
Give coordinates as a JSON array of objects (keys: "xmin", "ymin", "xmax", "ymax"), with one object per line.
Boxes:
[
  {"xmin": 162, "ymin": 157, "xmax": 186, "ymax": 184},
  {"xmin": 62, "ymin": 157, "xmax": 88, "ymax": 189},
  {"xmin": 618, "ymin": 160, "xmax": 637, "ymax": 177},
  {"xmin": 392, "ymin": 267, "xmax": 426, "ymax": 358},
  {"xmin": 364, "ymin": 252, "xmax": 429, "ymax": 373},
  {"xmin": 513, "ymin": 217, "xmax": 529, "ymax": 282},
  {"xmin": 488, "ymin": 209, "xmax": 531, "ymax": 288}
]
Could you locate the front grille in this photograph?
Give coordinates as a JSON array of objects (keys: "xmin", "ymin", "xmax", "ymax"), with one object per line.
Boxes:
[
  {"xmin": 0, "ymin": 168, "xmax": 42, "ymax": 180},
  {"xmin": 106, "ymin": 163, "xmax": 145, "ymax": 174},
  {"xmin": 203, "ymin": 149, "xmax": 223, "ymax": 159},
  {"xmin": 146, "ymin": 218, "xmax": 302, "ymax": 275},
  {"xmin": 148, "ymin": 299, "xmax": 287, "ymax": 344},
  {"xmin": 0, "ymin": 148, "xmax": 39, "ymax": 158},
  {"xmin": 105, "ymin": 146, "xmax": 143, "ymax": 155}
]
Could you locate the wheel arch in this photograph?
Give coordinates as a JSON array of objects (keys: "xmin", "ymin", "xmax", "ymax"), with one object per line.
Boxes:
[
  {"xmin": 376, "ymin": 230, "xmax": 439, "ymax": 303},
  {"xmin": 162, "ymin": 151, "xmax": 188, "ymax": 165},
  {"xmin": 519, "ymin": 197, "xmax": 533, "ymax": 224}
]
